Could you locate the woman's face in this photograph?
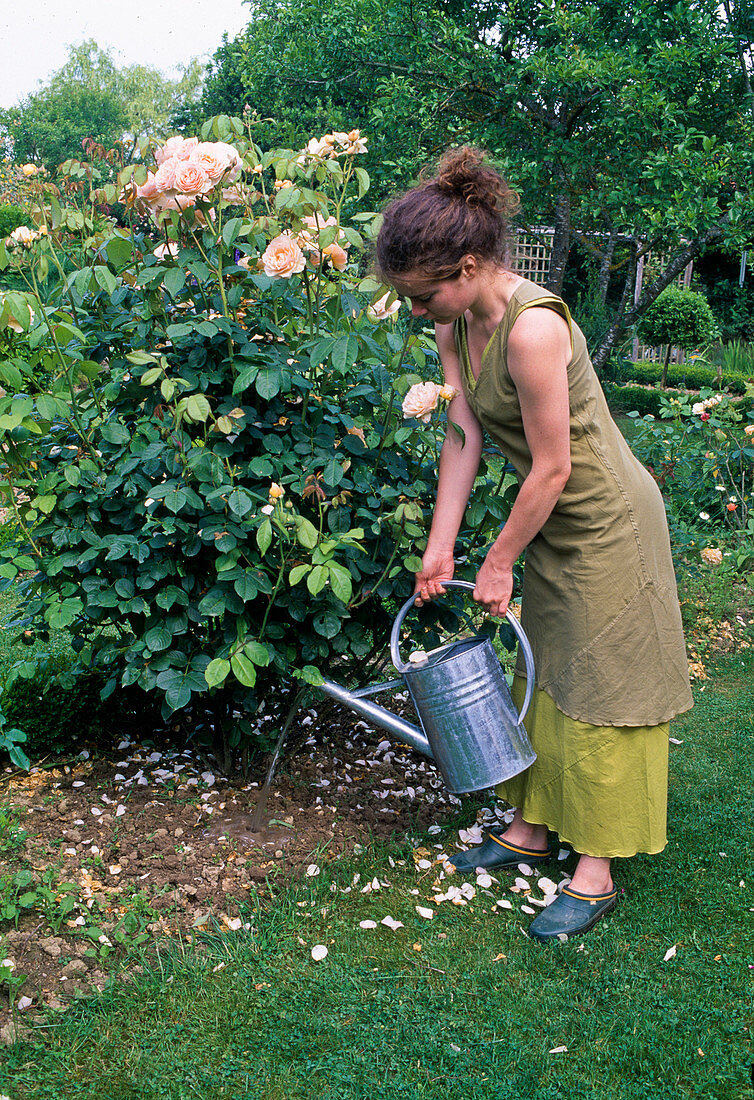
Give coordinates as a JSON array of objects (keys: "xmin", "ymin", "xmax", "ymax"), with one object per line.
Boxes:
[{"xmin": 389, "ymin": 257, "xmax": 478, "ymax": 324}]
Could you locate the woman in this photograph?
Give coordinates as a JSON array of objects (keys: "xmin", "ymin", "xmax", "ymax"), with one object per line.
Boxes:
[{"xmin": 376, "ymin": 148, "xmax": 693, "ymax": 941}]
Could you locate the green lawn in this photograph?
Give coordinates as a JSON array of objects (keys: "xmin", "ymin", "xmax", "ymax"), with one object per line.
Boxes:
[{"xmin": 0, "ymin": 651, "xmax": 752, "ymax": 1099}]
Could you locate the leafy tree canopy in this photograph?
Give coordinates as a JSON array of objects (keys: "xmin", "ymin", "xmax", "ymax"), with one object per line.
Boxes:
[
  {"xmin": 0, "ymin": 41, "xmax": 204, "ymax": 169},
  {"xmin": 202, "ymin": 0, "xmax": 754, "ymax": 365}
]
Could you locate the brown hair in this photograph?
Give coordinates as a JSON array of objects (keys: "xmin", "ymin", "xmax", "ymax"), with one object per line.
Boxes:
[{"xmin": 376, "ymin": 147, "xmax": 520, "ymax": 282}]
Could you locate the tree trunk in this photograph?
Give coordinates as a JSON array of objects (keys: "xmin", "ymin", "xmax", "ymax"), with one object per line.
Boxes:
[
  {"xmin": 660, "ymin": 345, "xmax": 672, "ymax": 389},
  {"xmin": 591, "ymin": 224, "xmax": 726, "ymax": 374},
  {"xmin": 546, "ymin": 191, "xmax": 571, "ymax": 295},
  {"xmin": 597, "ymin": 231, "xmax": 618, "ymax": 306}
]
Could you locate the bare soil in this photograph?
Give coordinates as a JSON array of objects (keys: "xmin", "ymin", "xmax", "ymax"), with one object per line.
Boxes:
[{"xmin": 0, "ymin": 697, "xmax": 467, "ymax": 1031}]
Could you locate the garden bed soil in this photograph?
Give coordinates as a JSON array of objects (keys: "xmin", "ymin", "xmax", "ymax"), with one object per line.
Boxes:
[{"xmin": 0, "ymin": 696, "xmax": 467, "ymax": 1033}]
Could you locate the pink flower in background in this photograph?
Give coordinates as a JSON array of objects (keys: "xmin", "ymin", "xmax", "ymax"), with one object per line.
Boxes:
[
  {"xmin": 261, "ymin": 234, "xmax": 306, "ymax": 278},
  {"xmin": 402, "ymin": 382, "xmax": 441, "ymax": 423}
]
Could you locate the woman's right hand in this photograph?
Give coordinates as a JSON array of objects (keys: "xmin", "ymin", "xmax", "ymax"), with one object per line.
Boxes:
[{"xmin": 414, "ymin": 548, "xmax": 455, "ymax": 606}]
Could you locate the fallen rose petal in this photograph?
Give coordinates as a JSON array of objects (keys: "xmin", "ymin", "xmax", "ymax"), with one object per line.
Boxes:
[
  {"xmin": 416, "ymin": 906, "xmax": 434, "ymax": 919},
  {"xmin": 359, "ymin": 920, "xmax": 377, "ymax": 929},
  {"xmin": 16, "ymin": 996, "xmax": 33, "ymax": 1012},
  {"xmin": 663, "ymin": 945, "xmax": 677, "ymax": 962},
  {"xmin": 476, "ymin": 873, "xmax": 493, "ymax": 889},
  {"xmin": 306, "ymin": 864, "xmax": 321, "ymax": 877},
  {"xmin": 380, "ymin": 916, "xmax": 404, "ymax": 930},
  {"xmin": 496, "ymin": 899, "xmax": 513, "ymax": 909},
  {"xmin": 549, "ymin": 1045, "xmax": 568, "ymax": 1054},
  {"xmin": 311, "ymin": 945, "xmax": 328, "ymax": 961},
  {"xmin": 521, "ymin": 904, "xmax": 536, "ymax": 915},
  {"xmin": 518, "ymin": 863, "xmax": 534, "ymax": 876}
]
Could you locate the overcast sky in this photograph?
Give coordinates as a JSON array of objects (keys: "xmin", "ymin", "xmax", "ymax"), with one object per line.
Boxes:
[{"xmin": 0, "ymin": 0, "xmax": 252, "ymax": 108}]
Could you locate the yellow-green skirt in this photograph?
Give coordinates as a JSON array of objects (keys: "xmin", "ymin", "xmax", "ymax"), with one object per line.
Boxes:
[{"xmin": 495, "ymin": 678, "xmax": 669, "ymax": 858}]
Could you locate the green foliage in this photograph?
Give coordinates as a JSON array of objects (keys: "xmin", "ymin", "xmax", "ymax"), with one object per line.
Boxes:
[
  {"xmin": 619, "ymin": 358, "xmax": 749, "ymax": 394},
  {"xmin": 0, "ymin": 118, "xmax": 508, "ymax": 771},
  {"xmin": 604, "ymin": 382, "xmax": 670, "ymax": 417},
  {"xmin": 202, "ymin": 0, "xmax": 754, "ymax": 370},
  {"xmin": 0, "ymin": 205, "xmax": 30, "ymax": 240},
  {"xmin": 0, "ymin": 704, "xmax": 28, "ymax": 769},
  {"xmin": 713, "ymin": 338, "xmax": 754, "ymax": 378},
  {"xmin": 0, "ymin": 653, "xmax": 163, "ymax": 761},
  {"xmin": 626, "ymin": 388, "xmax": 754, "ymax": 570},
  {"xmin": 638, "ymin": 287, "xmax": 720, "ymax": 352}
]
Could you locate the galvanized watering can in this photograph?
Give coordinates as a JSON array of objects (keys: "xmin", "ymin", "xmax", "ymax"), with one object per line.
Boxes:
[{"xmin": 317, "ymin": 581, "xmax": 536, "ymax": 794}]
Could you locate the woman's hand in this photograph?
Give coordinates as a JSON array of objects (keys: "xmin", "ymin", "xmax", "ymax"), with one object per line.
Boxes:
[
  {"xmin": 473, "ymin": 551, "xmax": 513, "ymax": 619},
  {"xmin": 414, "ymin": 548, "xmax": 455, "ymax": 607}
]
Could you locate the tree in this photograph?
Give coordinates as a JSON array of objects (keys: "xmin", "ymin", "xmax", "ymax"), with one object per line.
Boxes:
[
  {"xmin": 638, "ymin": 288, "xmax": 720, "ymax": 388},
  {"xmin": 0, "ymin": 41, "xmax": 204, "ymax": 169},
  {"xmin": 203, "ymin": 0, "xmax": 754, "ymax": 367}
]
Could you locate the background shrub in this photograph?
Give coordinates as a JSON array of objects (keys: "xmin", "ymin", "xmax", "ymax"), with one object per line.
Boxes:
[
  {"xmin": 638, "ymin": 287, "xmax": 720, "ymax": 387},
  {"xmin": 0, "ymin": 205, "xmax": 31, "ymax": 240}
]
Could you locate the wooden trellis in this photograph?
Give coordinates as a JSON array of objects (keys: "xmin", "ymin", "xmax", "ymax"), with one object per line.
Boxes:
[
  {"xmin": 631, "ymin": 255, "xmax": 694, "ymax": 363},
  {"xmin": 509, "ymin": 227, "xmax": 554, "ymax": 285}
]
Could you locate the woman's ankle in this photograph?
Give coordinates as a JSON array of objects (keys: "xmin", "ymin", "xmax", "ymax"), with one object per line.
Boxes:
[{"xmin": 500, "ymin": 813, "xmax": 549, "ymax": 851}]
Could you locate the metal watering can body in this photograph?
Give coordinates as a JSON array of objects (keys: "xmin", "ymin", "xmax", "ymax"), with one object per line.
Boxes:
[{"xmin": 318, "ymin": 581, "xmax": 536, "ymax": 794}]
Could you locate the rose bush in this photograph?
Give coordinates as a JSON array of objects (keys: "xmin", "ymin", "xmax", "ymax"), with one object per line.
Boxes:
[
  {"xmin": 0, "ymin": 116, "xmax": 510, "ymax": 771},
  {"xmin": 627, "ymin": 386, "xmax": 754, "ymax": 572}
]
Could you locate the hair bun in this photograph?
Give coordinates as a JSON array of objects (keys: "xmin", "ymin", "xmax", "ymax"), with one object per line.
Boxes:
[{"xmin": 435, "ymin": 147, "xmax": 519, "ymax": 215}]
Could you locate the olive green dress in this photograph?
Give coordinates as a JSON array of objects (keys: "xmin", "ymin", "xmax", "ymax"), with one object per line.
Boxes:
[{"xmin": 454, "ymin": 279, "xmax": 693, "ymax": 858}]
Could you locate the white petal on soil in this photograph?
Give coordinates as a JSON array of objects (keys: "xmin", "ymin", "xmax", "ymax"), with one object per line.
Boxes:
[
  {"xmin": 549, "ymin": 1045, "xmax": 568, "ymax": 1054},
  {"xmin": 90, "ymin": 807, "xmax": 102, "ymax": 816},
  {"xmin": 359, "ymin": 920, "xmax": 377, "ymax": 929},
  {"xmin": 306, "ymin": 864, "xmax": 321, "ymax": 877},
  {"xmin": 428, "ymin": 825, "xmax": 442, "ymax": 835},
  {"xmin": 225, "ymin": 917, "xmax": 242, "ymax": 931},
  {"xmin": 517, "ymin": 863, "xmax": 535, "ymax": 876},
  {"xmin": 558, "ymin": 848, "xmax": 570, "ymax": 860},
  {"xmin": 495, "ymin": 899, "xmax": 513, "ymax": 910},
  {"xmin": 514, "ymin": 877, "xmax": 531, "ymax": 891},
  {"xmin": 458, "ymin": 826, "xmax": 483, "ymax": 845},
  {"xmin": 669, "ymin": 737, "xmax": 684, "ymax": 745},
  {"xmin": 416, "ymin": 859, "xmax": 432, "ymax": 870},
  {"xmin": 415, "ymin": 906, "xmax": 434, "ymax": 919},
  {"xmin": 16, "ymin": 996, "xmax": 33, "ymax": 1012},
  {"xmin": 476, "ymin": 873, "xmax": 493, "ymax": 889},
  {"xmin": 311, "ymin": 945, "xmax": 328, "ymax": 961},
  {"xmin": 521, "ymin": 904, "xmax": 536, "ymax": 915},
  {"xmin": 538, "ymin": 877, "xmax": 557, "ymax": 894},
  {"xmin": 115, "ymin": 806, "xmax": 126, "ymax": 817},
  {"xmin": 663, "ymin": 945, "xmax": 677, "ymax": 962},
  {"xmin": 460, "ymin": 882, "xmax": 476, "ymax": 900}
]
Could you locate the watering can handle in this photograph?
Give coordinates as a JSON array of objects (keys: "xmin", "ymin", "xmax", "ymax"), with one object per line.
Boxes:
[{"xmin": 389, "ymin": 580, "xmax": 536, "ymax": 727}]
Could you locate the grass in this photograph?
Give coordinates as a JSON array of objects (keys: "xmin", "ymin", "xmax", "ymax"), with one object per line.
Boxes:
[{"xmin": 0, "ymin": 653, "xmax": 752, "ymax": 1099}]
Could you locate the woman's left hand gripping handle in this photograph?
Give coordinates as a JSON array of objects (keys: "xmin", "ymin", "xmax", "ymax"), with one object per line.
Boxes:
[{"xmin": 414, "ymin": 548, "xmax": 455, "ymax": 607}]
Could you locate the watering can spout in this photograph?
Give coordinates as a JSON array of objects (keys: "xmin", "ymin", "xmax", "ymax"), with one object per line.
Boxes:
[{"xmin": 318, "ymin": 678, "xmax": 433, "ymax": 760}]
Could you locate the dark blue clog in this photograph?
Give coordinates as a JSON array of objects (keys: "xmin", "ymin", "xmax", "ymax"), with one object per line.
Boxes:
[
  {"xmin": 527, "ymin": 884, "xmax": 619, "ymax": 941},
  {"xmin": 447, "ymin": 830, "xmax": 552, "ymax": 875}
]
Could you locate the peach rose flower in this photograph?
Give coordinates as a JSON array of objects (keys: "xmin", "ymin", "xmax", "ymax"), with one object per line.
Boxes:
[
  {"xmin": 402, "ymin": 381, "xmax": 441, "ymax": 423},
  {"xmin": 368, "ymin": 292, "xmax": 401, "ymax": 321},
  {"xmin": 322, "ymin": 242, "xmax": 348, "ymax": 270},
  {"xmin": 744, "ymin": 424, "xmax": 754, "ymax": 436},
  {"xmin": 173, "ymin": 161, "xmax": 212, "ymax": 197},
  {"xmin": 154, "ymin": 157, "xmax": 180, "ymax": 192},
  {"xmin": 700, "ymin": 548, "xmax": 723, "ymax": 566},
  {"xmin": 9, "ymin": 225, "xmax": 38, "ymax": 247},
  {"xmin": 439, "ymin": 384, "xmax": 459, "ymax": 401},
  {"xmin": 156, "ymin": 136, "xmax": 198, "ymax": 165},
  {"xmin": 137, "ymin": 173, "xmax": 161, "ymax": 203},
  {"xmin": 274, "ymin": 179, "xmax": 293, "ymax": 190},
  {"xmin": 212, "ymin": 141, "xmax": 243, "ymax": 182},
  {"xmin": 261, "ymin": 234, "xmax": 306, "ymax": 278},
  {"xmin": 190, "ymin": 143, "xmax": 229, "ymax": 183},
  {"xmin": 269, "ymin": 482, "xmax": 285, "ymax": 500},
  {"xmin": 21, "ymin": 163, "xmax": 39, "ymax": 177}
]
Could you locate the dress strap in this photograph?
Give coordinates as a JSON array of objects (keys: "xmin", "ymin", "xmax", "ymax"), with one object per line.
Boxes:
[
  {"xmin": 453, "ymin": 316, "xmax": 477, "ymax": 393},
  {"xmin": 508, "ymin": 295, "xmax": 574, "ymax": 355}
]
